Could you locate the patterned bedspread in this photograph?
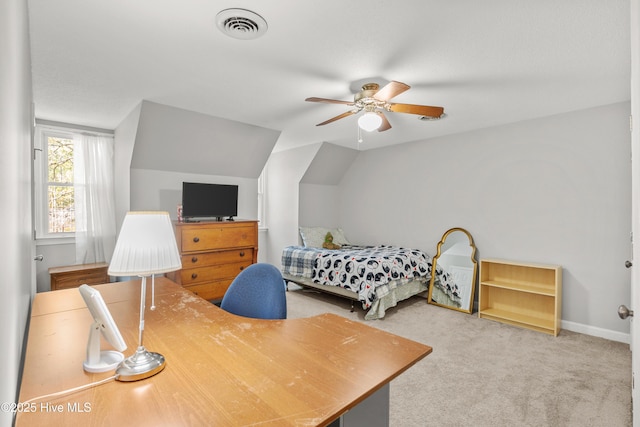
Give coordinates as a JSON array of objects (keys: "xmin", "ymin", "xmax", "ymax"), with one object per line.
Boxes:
[
  {"xmin": 282, "ymin": 245, "xmax": 431, "ymax": 309},
  {"xmin": 431, "ymin": 264, "xmax": 461, "ymax": 307}
]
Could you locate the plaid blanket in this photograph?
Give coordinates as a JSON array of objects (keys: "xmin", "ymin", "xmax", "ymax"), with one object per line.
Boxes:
[{"xmin": 282, "ymin": 245, "xmax": 318, "ymax": 278}]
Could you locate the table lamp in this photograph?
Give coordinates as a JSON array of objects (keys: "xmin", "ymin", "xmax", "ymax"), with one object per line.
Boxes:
[{"xmin": 108, "ymin": 211, "xmax": 182, "ymax": 381}]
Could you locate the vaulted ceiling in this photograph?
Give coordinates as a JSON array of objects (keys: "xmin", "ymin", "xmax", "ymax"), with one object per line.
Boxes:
[{"xmin": 28, "ymin": 1, "xmax": 630, "ymax": 152}]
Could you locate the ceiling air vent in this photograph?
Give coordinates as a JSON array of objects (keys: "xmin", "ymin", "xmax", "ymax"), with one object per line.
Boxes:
[{"xmin": 216, "ymin": 8, "xmax": 268, "ymax": 40}]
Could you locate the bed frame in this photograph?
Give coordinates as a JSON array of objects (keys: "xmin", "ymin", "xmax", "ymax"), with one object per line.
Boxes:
[{"xmin": 283, "ymin": 273, "xmax": 359, "ymax": 312}]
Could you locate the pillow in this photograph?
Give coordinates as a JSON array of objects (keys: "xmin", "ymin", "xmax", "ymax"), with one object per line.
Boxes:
[
  {"xmin": 331, "ymin": 228, "xmax": 350, "ymax": 246},
  {"xmin": 299, "ymin": 227, "xmax": 350, "ymax": 248}
]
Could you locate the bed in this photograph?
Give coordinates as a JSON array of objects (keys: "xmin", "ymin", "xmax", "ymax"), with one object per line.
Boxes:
[{"xmin": 282, "ymin": 228, "xmax": 442, "ymax": 319}]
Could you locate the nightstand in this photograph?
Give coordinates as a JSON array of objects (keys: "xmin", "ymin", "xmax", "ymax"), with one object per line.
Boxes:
[{"xmin": 48, "ymin": 262, "xmax": 110, "ymax": 291}]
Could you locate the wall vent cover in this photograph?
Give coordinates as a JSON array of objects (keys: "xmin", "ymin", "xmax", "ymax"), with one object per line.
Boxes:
[{"xmin": 216, "ymin": 9, "xmax": 267, "ymax": 40}]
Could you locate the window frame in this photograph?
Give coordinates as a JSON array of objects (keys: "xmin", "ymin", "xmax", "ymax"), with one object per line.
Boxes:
[
  {"xmin": 34, "ymin": 125, "xmax": 77, "ymax": 241},
  {"xmin": 257, "ymin": 163, "xmax": 267, "ymax": 228}
]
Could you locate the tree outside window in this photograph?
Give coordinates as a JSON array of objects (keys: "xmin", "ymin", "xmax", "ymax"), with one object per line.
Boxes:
[
  {"xmin": 35, "ymin": 129, "xmax": 76, "ymax": 237},
  {"xmin": 46, "ymin": 136, "xmax": 75, "ymax": 233}
]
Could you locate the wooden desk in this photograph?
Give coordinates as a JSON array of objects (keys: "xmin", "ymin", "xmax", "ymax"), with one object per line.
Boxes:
[{"xmin": 16, "ymin": 278, "xmax": 432, "ymax": 426}]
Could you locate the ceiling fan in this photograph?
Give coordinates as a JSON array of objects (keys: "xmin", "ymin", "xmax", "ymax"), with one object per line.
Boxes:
[{"xmin": 305, "ymin": 81, "xmax": 444, "ymax": 132}]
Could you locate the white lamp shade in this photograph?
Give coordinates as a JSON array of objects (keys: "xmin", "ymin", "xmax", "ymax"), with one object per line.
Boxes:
[
  {"xmin": 108, "ymin": 211, "xmax": 182, "ymax": 277},
  {"xmin": 358, "ymin": 111, "xmax": 383, "ymax": 132}
]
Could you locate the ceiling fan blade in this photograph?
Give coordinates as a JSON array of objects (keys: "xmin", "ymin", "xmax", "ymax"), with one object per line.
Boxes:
[
  {"xmin": 306, "ymin": 97, "xmax": 355, "ymax": 105},
  {"xmin": 316, "ymin": 110, "xmax": 356, "ymax": 126},
  {"xmin": 388, "ymin": 103, "xmax": 444, "ymax": 118},
  {"xmin": 377, "ymin": 111, "xmax": 392, "ymax": 132},
  {"xmin": 373, "ymin": 81, "xmax": 410, "ymax": 102}
]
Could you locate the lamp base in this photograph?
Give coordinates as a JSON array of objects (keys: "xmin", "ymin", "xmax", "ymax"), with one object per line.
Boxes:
[
  {"xmin": 83, "ymin": 350, "xmax": 125, "ymax": 373},
  {"xmin": 115, "ymin": 346, "xmax": 165, "ymax": 382}
]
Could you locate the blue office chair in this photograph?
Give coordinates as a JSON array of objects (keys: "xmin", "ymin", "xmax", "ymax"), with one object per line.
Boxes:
[{"xmin": 220, "ymin": 263, "xmax": 287, "ymax": 319}]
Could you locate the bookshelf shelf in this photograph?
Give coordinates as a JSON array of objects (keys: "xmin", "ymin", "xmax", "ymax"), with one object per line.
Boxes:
[{"xmin": 478, "ymin": 259, "xmax": 562, "ymax": 336}]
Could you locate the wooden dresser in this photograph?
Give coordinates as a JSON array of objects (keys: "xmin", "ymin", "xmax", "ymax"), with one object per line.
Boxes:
[
  {"xmin": 167, "ymin": 220, "xmax": 258, "ymax": 300},
  {"xmin": 48, "ymin": 262, "xmax": 110, "ymax": 291}
]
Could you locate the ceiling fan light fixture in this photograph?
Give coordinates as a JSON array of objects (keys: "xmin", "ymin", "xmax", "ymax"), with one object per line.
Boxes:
[
  {"xmin": 358, "ymin": 112, "xmax": 382, "ymax": 132},
  {"xmin": 306, "ymin": 80, "xmax": 444, "ymax": 132}
]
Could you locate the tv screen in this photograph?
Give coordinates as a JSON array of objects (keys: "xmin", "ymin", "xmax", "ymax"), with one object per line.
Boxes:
[{"xmin": 182, "ymin": 182, "xmax": 238, "ymax": 221}]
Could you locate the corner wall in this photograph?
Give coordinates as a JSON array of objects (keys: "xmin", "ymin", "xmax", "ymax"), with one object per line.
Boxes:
[
  {"xmin": 113, "ymin": 102, "xmax": 141, "ymax": 229},
  {"xmin": 0, "ymin": 1, "xmax": 34, "ymax": 425},
  {"xmin": 338, "ymin": 102, "xmax": 631, "ymax": 339},
  {"xmin": 114, "ymin": 101, "xmax": 278, "ymax": 227},
  {"xmin": 265, "ymin": 143, "xmax": 322, "ymax": 266},
  {"xmin": 129, "ymin": 169, "xmax": 258, "ymax": 221}
]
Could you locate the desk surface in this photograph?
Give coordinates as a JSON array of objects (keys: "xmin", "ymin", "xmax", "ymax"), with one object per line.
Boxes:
[{"xmin": 17, "ymin": 278, "xmax": 432, "ymax": 426}]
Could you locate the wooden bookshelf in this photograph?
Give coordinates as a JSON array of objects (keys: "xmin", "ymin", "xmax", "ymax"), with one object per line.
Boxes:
[{"xmin": 478, "ymin": 258, "xmax": 562, "ymax": 336}]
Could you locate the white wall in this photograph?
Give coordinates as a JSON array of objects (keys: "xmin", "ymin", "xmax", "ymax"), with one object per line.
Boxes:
[
  {"xmin": 265, "ymin": 143, "xmax": 322, "ymax": 265},
  {"xmin": 337, "ymin": 102, "xmax": 631, "ymax": 339},
  {"xmin": 35, "ymin": 107, "xmax": 265, "ymax": 292},
  {"xmin": 35, "ymin": 243, "xmax": 75, "ymax": 292},
  {"xmin": 128, "ymin": 168, "xmax": 270, "ymax": 265},
  {"xmin": 299, "ymin": 183, "xmax": 340, "ymax": 230},
  {"xmin": 129, "ymin": 169, "xmax": 258, "ymax": 221},
  {"xmin": 0, "ymin": 1, "xmax": 34, "ymax": 425},
  {"xmin": 113, "ymin": 102, "xmax": 141, "ymax": 230},
  {"xmin": 132, "ymin": 101, "xmax": 279, "ymax": 178}
]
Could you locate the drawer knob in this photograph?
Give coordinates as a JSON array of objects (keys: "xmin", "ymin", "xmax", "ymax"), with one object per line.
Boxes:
[
  {"xmin": 191, "ymin": 256, "xmax": 198, "ymax": 263},
  {"xmin": 193, "ymin": 237, "xmax": 200, "ymax": 243},
  {"xmin": 239, "ymin": 266, "xmax": 244, "ymax": 271},
  {"xmin": 191, "ymin": 273, "xmax": 198, "ymax": 279},
  {"xmin": 239, "ymin": 251, "xmax": 245, "ymax": 257}
]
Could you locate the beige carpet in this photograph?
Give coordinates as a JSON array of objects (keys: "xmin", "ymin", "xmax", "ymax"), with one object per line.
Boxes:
[{"xmin": 285, "ymin": 285, "xmax": 632, "ymax": 427}]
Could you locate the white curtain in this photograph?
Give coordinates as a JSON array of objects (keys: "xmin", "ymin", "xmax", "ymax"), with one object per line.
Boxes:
[{"xmin": 74, "ymin": 133, "xmax": 116, "ymax": 264}]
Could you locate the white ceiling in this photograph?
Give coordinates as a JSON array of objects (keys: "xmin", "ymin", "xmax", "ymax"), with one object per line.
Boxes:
[{"xmin": 27, "ymin": 0, "xmax": 631, "ymax": 152}]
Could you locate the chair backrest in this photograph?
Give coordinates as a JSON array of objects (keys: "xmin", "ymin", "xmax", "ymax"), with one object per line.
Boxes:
[{"xmin": 220, "ymin": 263, "xmax": 287, "ymax": 319}]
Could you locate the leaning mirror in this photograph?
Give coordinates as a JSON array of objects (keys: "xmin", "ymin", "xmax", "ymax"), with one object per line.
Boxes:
[{"xmin": 428, "ymin": 227, "xmax": 477, "ymax": 314}]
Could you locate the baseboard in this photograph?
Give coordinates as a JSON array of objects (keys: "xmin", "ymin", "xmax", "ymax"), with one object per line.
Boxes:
[{"xmin": 561, "ymin": 320, "xmax": 630, "ymax": 344}]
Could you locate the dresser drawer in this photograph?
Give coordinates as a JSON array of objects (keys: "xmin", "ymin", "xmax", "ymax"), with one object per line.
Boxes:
[
  {"xmin": 179, "ymin": 261, "xmax": 252, "ymax": 286},
  {"xmin": 181, "ymin": 248, "xmax": 254, "ymax": 268},
  {"xmin": 171, "ymin": 220, "xmax": 258, "ymax": 299},
  {"xmin": 181, "ymin": 224, "xmax": 257, "ymax": 252},
  {"xmin": 184, "ymin": 280, "xmax": 232, "ymax": 300}
]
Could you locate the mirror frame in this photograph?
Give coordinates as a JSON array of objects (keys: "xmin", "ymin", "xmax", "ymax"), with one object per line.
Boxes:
[{"xmin": 427, "ymin": 227, "xmax": 478, "ymax": 314}]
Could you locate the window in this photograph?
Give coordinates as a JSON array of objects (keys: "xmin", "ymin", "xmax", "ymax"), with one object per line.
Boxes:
[
  {"xmin": 258, "ymin": 163, "xmax": 267, "ymax": 227},
  {"xmin": 34, "ymin": 126, "xmax": 77, "ymax": 239},
  {"xmin": 47, "ymin": 136, "xmax": 75, "ymax": 232}
]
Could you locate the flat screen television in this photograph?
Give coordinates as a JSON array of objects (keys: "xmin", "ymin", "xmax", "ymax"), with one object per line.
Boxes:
[{"xmin": 182, "ymin": 182, "xmax": 238, "ymax": 221}]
